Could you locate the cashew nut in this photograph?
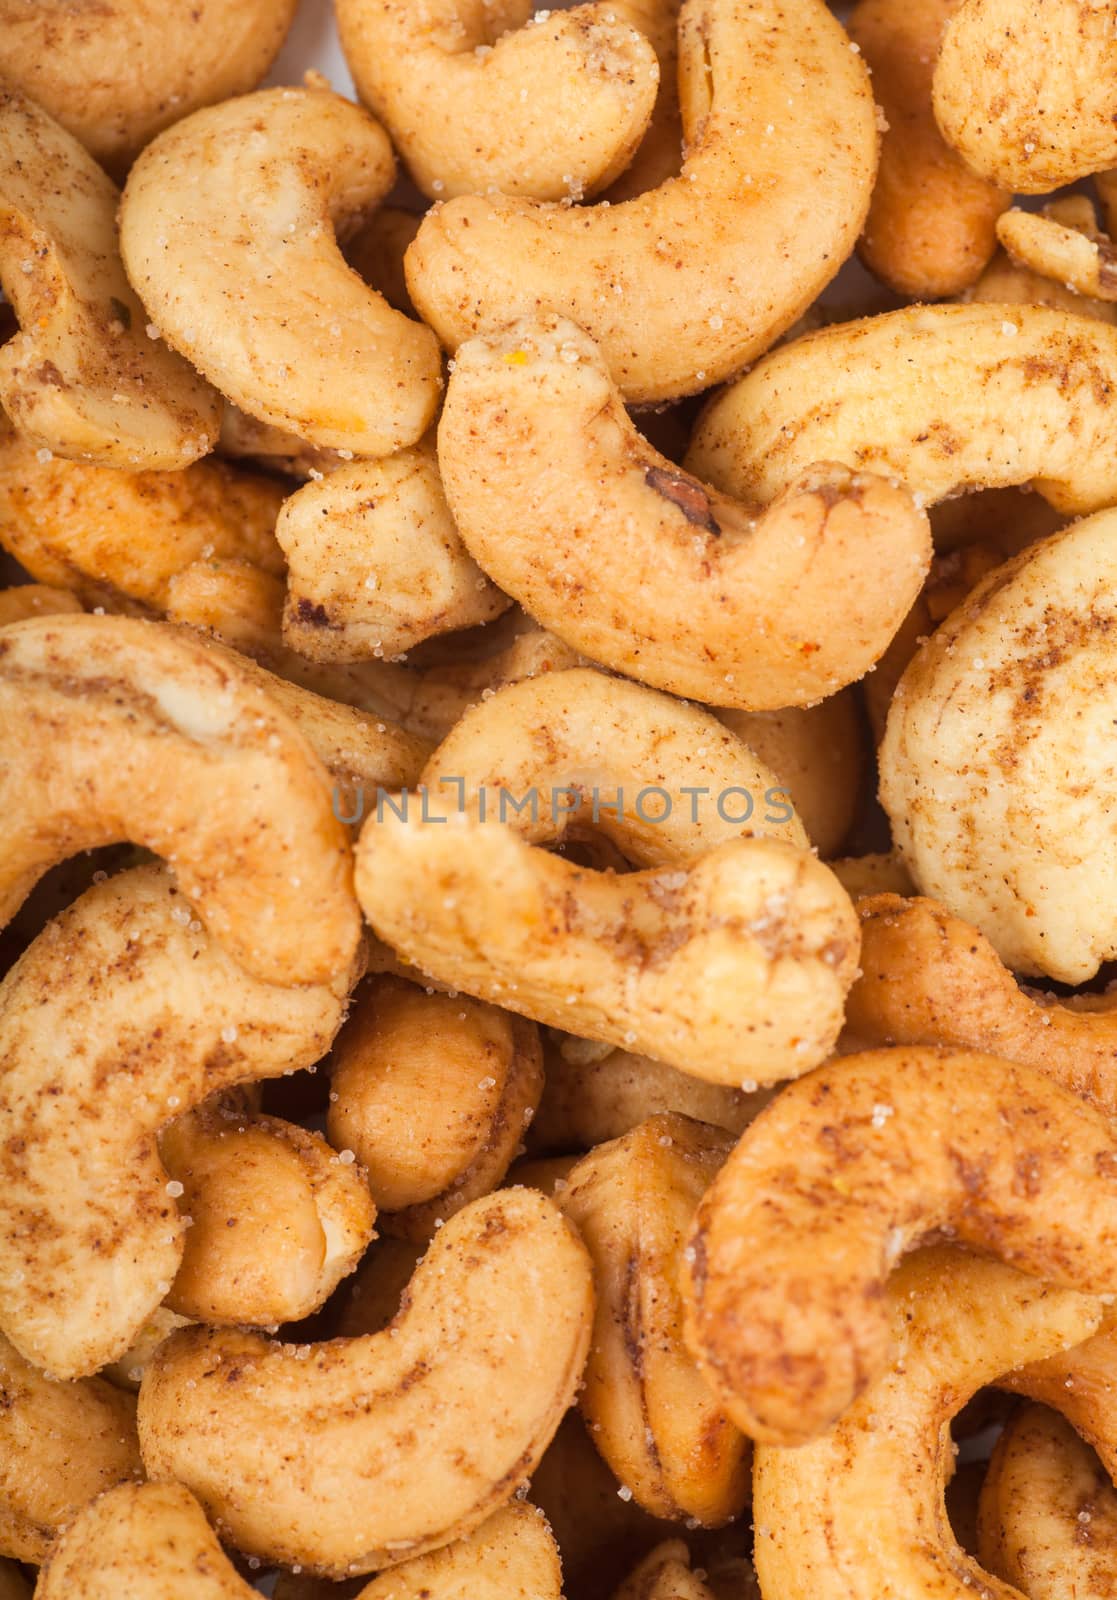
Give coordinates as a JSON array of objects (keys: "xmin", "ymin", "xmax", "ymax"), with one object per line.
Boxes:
[
  {"xmin": 355, "ymin": 1503, "xmax": 564, "ymax": 1600},
  {"xmin": 120, "ymin": 86, "xmax": 442, "ymax": 456},
  {"xmin": 933, "ymin": 0, "xmax": 1117, "ymax": 191},
  {"xmin": 880, "ymin": 511, "xmax": 1117, "ymax": 983},
  {"xmin": 335, "ymin": 0, "xmax": 659, "ymax": 202},
  {"xmin": 0, "ymin": 0, "xmax": 299, "ymax": 173},
  {"xmin": 438, "ymin": 317, "xmax": 929, "ymax": 708},
  {"xmin": 557, "ymin": 1114, "xmax": 749, "ymax": 1524},
  {"xmin": 0, "ymin": 863, "xmax": 356, "ymax": 1377},
  {"xmin": 996, "ymin": 196, "xmax": 1117, "ymax": 304},
  {"xmin": 0, "ymin": 583, "xmax": 81, "ymax": 627},
  {"xmin": 681, "ymin": 1047, "xmax": 1117, "ymax": 1445},
  {"xmin": 277, "ymin": 441, "xmax": 510, "ymax": 663},
  {"xmin": 327, "ymin": 976, "xmax": 543, "ymax": 1241},
  {"xmin": 751, "ymin": 1247, "xmax": 1106, "ymax": 1600},
  {"xmin": 0, "ymin": 614, "xmax": 360, "ymax": 986},
  {"xmin": 849, "ymin": 0, "xmax": 1008, "ymax": 297},
  {"xmin": 828, "ymin": 852, "xmax": 916, "ymax": 900},
  {"xmin": 0, "ymin": 1333, "xmax": 141, "ymax": 1563},
  {"xmin": 687, "ymin": 304, "xmax": 1117, "ymax": 517},
  {"xmin": 612, "ymin": 1542, "xmax": 719, "ymax": 1600},
  {"xmin": 0, "ymin": 89, "xmax": 220, "ymax": 469},
  {"xmin": 137, "ymin": 1188, "xmax": 593, "ymax": 1575},
  {"xmin": 405, "ymin": 0, "xmax": 879, "ymax": 403}
]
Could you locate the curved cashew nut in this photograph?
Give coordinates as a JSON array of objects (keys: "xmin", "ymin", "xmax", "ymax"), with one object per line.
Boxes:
[
  {"xmin": 277, "ymin": 441, "xmax": 510, "ymax": 663},
  {"xmin": 327, "ymin": 976, "xmax": 543, "ymax": 1241},
  {"xmin": 437, "ymin": 317, "xmax": 929, "ymax": 709},
  {"xmin": 933, "ymin": 0, "xmax": 1117, "ymax": 192},
  {"xmin": 996, "ymin": 197, "xmax": 1117, "ymax": 304},
  {"xmin": 0, "ymin": 614, "xmax": 360, "ymax": 986},
  {"xmin": 357, "ymin": 1503, "xmax": 564, "ymax": 1600},
  {"xmin": 0, "ymin": 0, "xmax": 298, "ymax": 173},
  {"xmin": 0, "ymin": 90, "xmax": 220, "ymax": 469},
  {"xmin": 160, "ymin": 1105, "xmax": 376, "ymax": 1325},
  {"xmin": 686, "ymin": 304, "xmax": 1117, "ymax": 517},
  {"xmin": 0, "ymin": 422, "xmax": 285, "ymax": 610},
  {"xmin": 0, "ymin": 863, "xmax": 357, "ymax": 1378},
  {"xmin": 681, "ymin": 1047, "xmax": 1117, "ymax": 1445},
  {"xmin": 0, "ymin": 1333, "xmax": 141, "ymax": 1563},
  {"xmin": 978, "ymin": 1404, "xmax": 1117, "ymax": 1597},
  {"xmin": 0, "ymin": 583, "xmax": 80, "ymax": 627},
  {"xmin": 558, "ymin": 1114, "xmax": 749, "ymax": 1524},
  {"xmin": 120, "ymin": 87, "xmax": 443, "ymax": 457},
  {"xmin": 405, "ymin": 0, "xmax": 878, "ymax": 403},
  {"xmin": 848, "ymin": 0, "xmax": 1008, "ymax": 297},
  {"xmin": 137, "ymin": 1187, "xmax": 593, "ymax": 1575},
  {"xmin": 967, "ymin": 241, "xmax": 1117, "ymax": 326},
  {"xmin": 880, "ymin": 511, "xmax": 1117, "ymax": 984},
  {"xmin": 751, "ymin": 1247, "xmax": 1106, "ymax": 1600},
  {"xmin": 845, "ymin": 894, "xmax": 1117, "ymax": 1120},
  {"xmin": 335, "ymin": 0, "xmax": 658, "ymax": 202}
]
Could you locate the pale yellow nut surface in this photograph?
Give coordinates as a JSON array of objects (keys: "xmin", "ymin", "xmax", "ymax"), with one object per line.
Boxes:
[
  {"xmin": 0, "ymin": 864, "xmax": 356, "ymax": 1378},
  {"xmin": 406, "ymin": 0, "xmax": 878, "ymax": 402},
  {"xmin": 612, "ymin": 1542, "xmax": 720, "ymax": 1600},
  {"xmin": 682, "ymin": 1047, "xmax": 1117, "ymax": 1445},
  {"xmin": 120, "ymin": 87, "xmax": 442, "ymax": 456},
  {"xmin": 357, "ymin": 1503, "xmax": 564, "ymax": 1600},
  {"xmin": 880, "ymin": 511, "xmax": 1117, "ymax": 983},
  {"xmin": 752, "ymin": 1248, "xmax": 1105, "ymax": 1600},
  {"xmin": 336, "ymin": 0, "xmax": 658, "ymax": 201},
  {"xmin": 438, "ymin": 318, "xmax": 929, "ymax": 709},
  {"xmin": 0, "ymin": 0, "xmax": 298, "ymax": 173},
  {"xmin": 934, "ymin": 0, "xmax": 1117, "ymax": 191},
  {"xmin": 0, "ymin": 89, "xmax": 219, "ymax": 469},
  {"xmin": 688, "ymin": 304, "xmax": 1117, "ymax": 517},
  {"xmin": 0, "ymin": 583, "xmax": 81, "ymax": 627},
  {"xmin": 138, "ymin": 1188, "xmax": 593, "ymax": 1576},
  {"xmin": 996, "ymin": 204, "xmax": 1117, "ymax": 304}
]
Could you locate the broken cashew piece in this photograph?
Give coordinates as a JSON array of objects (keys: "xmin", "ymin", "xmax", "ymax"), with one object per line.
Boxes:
[
  {"xmin": 120, "ymin": 86, "xmax": 442, "ymax": 456},
  {"xmin": 0, "ymin": 614, "xmax": 360, "ymax": 986},
  {"xmin": 161, "ymin": 1104, "xmax": 376, "ymax": 1325},
  {"xmin": 558, "ymin": 1114, "xmax": 749, "ymax": 1525},
  {"xmin": 438, "ymin": 318, "xmax": 929, "ymax": 709},
  {"xmin": 612, "ymin": 1542, "xmax": 720, "ymax": 1600},
  {"xmin": 0, "ymin": 89, "xmax": 219, "ymax": 469},
  {"xmin": 687, "ymin": 304, "xmax": 1117, "ymax": 517},
  {"xmin": 681, "ymin": 1047, "xmax": 1117, "ymax": 1445},
  {"xmin": 0, "ymin": 863, "xmax": 357, "ymax": 1378},
  {"xmin": 0, "ymin": 1333, "xmax": 141, "ymax": 1563},
  {"xmin": 752, "ymin": 1247, "xmax": 1107, "ymax": 1600},
  {"xmin": 880, "ymin": 510, "xmax": 1117, "ymax": 983},
  {"xmin": 933, "ymin": 0, "xmax": 1117, "ymax": 191},
  {"xmin": 0, "ymin": 583, "xmax": 80, "ymax": 627},
  {"xmin": 405, "ymin": 0, "xmax": 878, "ymax": 402},
  {"xmin": 996, "ymin": 197, "xmax": 1117, "ymax": 304},
  {"xmin": 327, "ymin": 975, "xmax": 543, "ymax": 1241},
  {"xmin": 978, "ymin": 1404, "xmax": 1117, "ymax": 1598},
  {"xmin": 138, "ymin": 1188, "xmax": 593, "ymax": 1576},
  {"xmin": 277, "ymin": 440, "xmax": 509, "ymax": 662},
  {"xmin": 0, "ymin": 0, "xmax": 298, "ymax": 173},
  {"xmin": 846, "ymin": 894, "xmax": 1117, "ymax": 1121},
  {"xmin": 849, "ymin": 0, "xmax": 1008, "ymax": 297},
  {"xmin": 335, "ymin": 0, "xmax": 659, "ymax": 201}
]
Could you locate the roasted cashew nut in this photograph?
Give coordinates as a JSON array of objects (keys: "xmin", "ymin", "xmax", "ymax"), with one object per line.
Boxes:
[
  {"xmin": 160, "ymin": 1104, "xmax": 376, "ymax": 1325},
  {"xmin": 137, "ymin": 1188, "xmax": 593, "ymax": 1575},
  {"xmin": 848, "ymin": 0, "xmax": 1008, "ymax": 297},
  {"xmin": 0, "ymin": 1333, "xmax": 141, "ymax": 1563},
  {"xmin": 438, "ymin": 317, "xmax": 929, "ymax": 709},
  {"xmin": 845, "ymin": 894, "xmax": 1117, "ymax": 1121},
  {"xmin": 933, "ymin": 0, "xmax": 1117, "ymax": 192},
  {"xmin": 880, "ymin": 511, "xmax": 1117, "ymax": 984},
  {"xmin": 996, "ymin": 196, "xmax": 1117, "ymax": 305},
  {"xmin": 557, "ymin": 1114, "xmax": 749, "ymax": 1524},
  {"xmin": 277, "ymin": 441, "xmax": 510, "ymax": 663},
  {"xmin": 335, "ymin": 0, "xmax": 659, "ymax": 201},
  {"xmin": 405, "ymin": 0, "xmax": 879, "ymax": 403},
  {"xmin": 751, "ymin": 1247, "xmax": 1107, "ymax": 1600},
  {"xmin": 966, "ymin": 238, "xmax": 1117, "ymax": 326},
  {"xmin": 0, "ymin": 614, "xmax": 360, "ymax": 987},
  {"xmin": 612, "ymin": 1541, "xmax": 719, "ymax": 1600},
  {"xmin": 0, "ymin": 90, "xmax": 220, "ymax": 469},
  {"xmin": 681, "ymin": 1047, "xmax": 1117, "ymax": 1445},
  {"xmin": 0, "ymin": 863, "xmax": 357, "ymax": 1378},
  {"xmin": 978, "ymin": 1404, "xmax": 1117, "ymax": 1598},
  {"xmin": 0, "ymin": 584, "xmax": 81, "ymax": 627},
  {"xmin": 327, "ymin": 976, "xmax": 543, "ymax": 1242},
  {"xmin": 120, "ymin": 87, "xmax": 443, "ymax": 457},
  {"xmin": 686, "ymin": 304, "xmax": 1117, "ymax": 517},
  {"xmin": 0, "ymin": 0, "xmax": 299, "ymax": 173},
  {"xmin": 356, "ymin": 1503, "xmax": 564, "ymax": 1600}
]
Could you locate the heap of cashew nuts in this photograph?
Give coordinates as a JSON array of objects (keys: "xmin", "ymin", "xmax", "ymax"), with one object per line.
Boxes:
[{"xmin": 5, "ymin": 0, "xmax": 1117, "ymax": 1595}]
